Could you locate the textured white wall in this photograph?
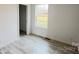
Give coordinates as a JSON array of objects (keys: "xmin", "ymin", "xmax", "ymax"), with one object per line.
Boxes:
[
  {"xmin": 0, "ymin": 4, "xmax": 19, "ymax": 48},
  {"xmin": 48, "ymin": 4, "xmax": 79, "ymax": 45}
]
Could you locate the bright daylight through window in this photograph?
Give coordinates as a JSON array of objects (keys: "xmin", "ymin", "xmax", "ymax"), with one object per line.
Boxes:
[{"xmin": 35, "ymin": 4, "xmax": 48, "ymax": 28}]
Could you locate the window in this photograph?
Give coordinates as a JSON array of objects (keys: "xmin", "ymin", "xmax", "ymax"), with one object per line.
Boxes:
[{"xmin": 35, "ymin": 5, "xmax": 48, "ymax": 28}]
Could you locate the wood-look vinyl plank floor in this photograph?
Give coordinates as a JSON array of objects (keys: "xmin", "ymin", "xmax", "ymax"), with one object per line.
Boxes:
[{"xmin": 0, "ymin": 35, "xmax": 74, "ymax": 54}]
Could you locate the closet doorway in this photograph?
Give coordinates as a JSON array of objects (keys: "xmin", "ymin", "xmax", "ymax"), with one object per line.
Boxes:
[{"xmin": 19, "ymin": 4, "xmax": 27, "ymax": 35}]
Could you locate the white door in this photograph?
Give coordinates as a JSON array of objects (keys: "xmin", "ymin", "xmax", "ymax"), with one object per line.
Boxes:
[{"xmin": 32, "ymin": 4, "xmax": 48, "ymax": 37}]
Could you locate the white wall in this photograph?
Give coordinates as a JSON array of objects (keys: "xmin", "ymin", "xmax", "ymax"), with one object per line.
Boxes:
[
  {"xmin": 48, "ymin": 4, "xmax": 79, "ymax": 45},
  {"xmin": 0, "ymin": 4, "xmax": 19, "ymax": 48},
  {"xmin": 27, "ymin": 4, "xmax": 32, "ymax": 34}
]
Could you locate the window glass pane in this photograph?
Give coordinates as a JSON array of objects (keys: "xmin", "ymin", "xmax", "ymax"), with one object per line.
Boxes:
[{"xmin": 35, "ymin": 4, "xmax": 48, "ymax": 28}]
